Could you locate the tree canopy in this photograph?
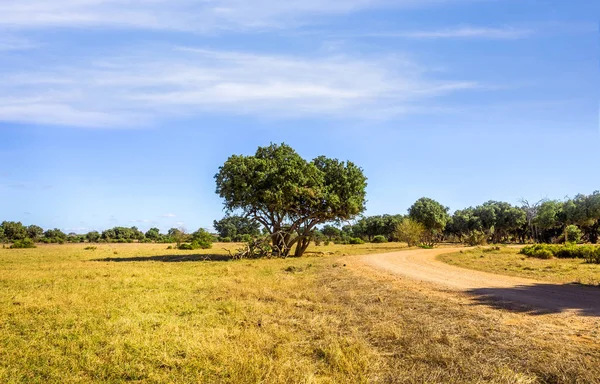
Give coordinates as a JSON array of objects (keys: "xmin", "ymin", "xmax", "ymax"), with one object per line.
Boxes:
[{"xmin": 215, "ymin": 143, "xmax": 367, "ymax": 257}]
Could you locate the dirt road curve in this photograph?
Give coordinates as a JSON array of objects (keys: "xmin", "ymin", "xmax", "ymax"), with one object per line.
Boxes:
[{"xmin": 358, "ymin": 248, "xmax": 600, "ymax": 317}]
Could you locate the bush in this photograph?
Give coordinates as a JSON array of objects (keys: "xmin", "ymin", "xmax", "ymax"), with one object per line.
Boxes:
[
  {"xmin": 220, "ymin": 237, "xmax": 232, "ymax": 243},
  {"xmin": 520, "ymin": 244, "xmax": 600, "ymax": 263},
  {"xmin": 10, "ymin": 238, "xmax": 36, "ymax": 249},
  {"xmin": 84, "ymin": 246, "xmax": 97, "ymax": 251},
  {"xmin": 372, "ymin": 235, "xmax": 387, "ymax": 243},
  {"xmin": 465, "ymin": 230, "xmax": 487, "ymax": 246},
  {"xmin": 349, "ymin": 237, "xmax": 364, "ymax": 245},
  {"xmin": 178, "ymin": 243, "xmax": 195, "ymax": 250},
  {"xmin": 565, "ymin": 225, "xmax": 582, "ymax": 244}
]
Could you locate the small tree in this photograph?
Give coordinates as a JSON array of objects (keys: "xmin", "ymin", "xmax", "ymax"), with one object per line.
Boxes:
[
  {"xmin": 565, "ymin": 225, "xmax": 582, "ymax": 244},
  {"xmin": 190, "ymin": 228, "xmax": 213, "ymax": 249},
  {"xmin": 408, "ymin": 198, "xmax": 450, "ymax": 246},
  {"xmin": 395, "ymin": 219, "xmax": 425, "ymax": 247}
]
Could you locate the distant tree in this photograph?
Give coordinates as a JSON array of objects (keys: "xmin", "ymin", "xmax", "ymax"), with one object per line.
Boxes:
[
  {"xmin": 395, "ymin": 218, "xmax": 426, "ymax": 247},
  {"xmin": 215, "ymin": 143, "xmax": 367, "ymax": 257},
  {"xmin": 213, "ymin": 215, "xmax": 261, "ymax": 241},
  {"xmin": 408, "ymin": 198, "xmax": 450, "ymax": 246},
  {"xmin": 168, "ymin": 228, "xmax": 188, "ymax": 248},
  {"xmin": 322, "ymin": 225, "xmax": 341, "ymax": 241},
  {"xmin": 26, "ymin": 225, "xmax": 44, "ymax": 241},
  {"xmin": 86, "ymin": 231, "xmax": 100, "ymax": 243},
  {"xmin": 1, "ymin": 221, "xmax": 27, "ymax": 241},
  {"xmin": 190, "ymin": 228, "xmax": 213, "ymax": 249},
  {"xmin": 145, "ymin": 227, "xmax": 161, "ymax": 242},
  {"xmin": 44, "ymin": 228, "xmax": 67, "ymax": 243}
]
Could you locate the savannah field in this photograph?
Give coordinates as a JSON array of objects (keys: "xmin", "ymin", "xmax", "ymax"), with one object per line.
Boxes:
[{"xmin": 1, "ymin": 243, "xmax": 600, "ymax": 383}]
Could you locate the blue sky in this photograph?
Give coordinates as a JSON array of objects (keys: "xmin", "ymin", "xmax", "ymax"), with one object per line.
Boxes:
[{"xmin": 0, "ymin": 0, "xmax": 598, "ymax": 234}]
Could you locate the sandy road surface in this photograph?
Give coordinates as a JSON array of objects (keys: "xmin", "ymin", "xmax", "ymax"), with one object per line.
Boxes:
[{"xmin": 358, "ymin": 248, "xmax": 600, "ymax": 317}]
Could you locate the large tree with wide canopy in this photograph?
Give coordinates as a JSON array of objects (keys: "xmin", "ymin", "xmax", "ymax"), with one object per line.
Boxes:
[{"xmin": 215, "ymin": 143, "xmax": 367, "ymax": 257}]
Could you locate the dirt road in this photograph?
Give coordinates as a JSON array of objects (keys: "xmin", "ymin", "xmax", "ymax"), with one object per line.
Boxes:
[{"xmin": 358, "ymin": 248, "xmax": 600, "ymax": 317}]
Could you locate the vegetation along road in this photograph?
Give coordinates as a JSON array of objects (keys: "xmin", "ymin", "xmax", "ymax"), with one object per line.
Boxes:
[{"xmin": 358, "ymin": 247, "xmax": 600, "ymax": 317}]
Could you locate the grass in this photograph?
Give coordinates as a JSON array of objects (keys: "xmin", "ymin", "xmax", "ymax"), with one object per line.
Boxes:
[
  {"xmin": 438, "ymin": 246, "xmax": 600, "ymax": 286},
  {"xmin": 0, "ymin": 243, "xmax": 599, "ymax": 383}
]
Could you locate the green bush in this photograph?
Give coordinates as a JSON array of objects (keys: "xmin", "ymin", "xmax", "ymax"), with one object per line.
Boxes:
[
  {"xmin": 372, "ymin": 235, "xmax": 387, "ymax": 243},
  {"xmin": 565, "ymin": 225, "xmax": 582, "ymax": 244},
  {"xmin": 521, "ymin": 244, "xmax": 600, "ymax": 263},
  {"xmin": 349, "ymin": 237, "xmax": 364, "ymax": 245},
  {"xmin": 10, "ymin": 238, "xmax": 36, "ymax": 249},
  {"xmin": 178, "ymin": 243, "xmax": 195, "ymax": 250},
  {"xmin": 220, "ymin": 237, "xmax": 232, "ymax": 243}
]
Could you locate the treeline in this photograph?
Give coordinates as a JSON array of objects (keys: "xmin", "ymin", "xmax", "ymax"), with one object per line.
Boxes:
[
  {"xmin": 0, "ymin": 222, "xmax": 215, "ymax": 249},
  {"xmin": 313, "ymin": 191, "xmax": 600, "ymax": 246},
  {"xmin": 2, "ymin": 190, "xmax": 598, "ymax": 249}
]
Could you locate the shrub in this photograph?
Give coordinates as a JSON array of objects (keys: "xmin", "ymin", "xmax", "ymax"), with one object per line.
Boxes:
[
  {"xmin": 178, "ymin": 243, "xmax": 194, "ymax": 250},
  {"xmin": 324, "ymin": 240, "xmax": 330, "ymax": 246},
  {"xmin": 520, "ymin": 244, "xmax": 600, "ymax": 263},
  {"xmin": 84, "ymin": 246, "xmax": 97, "ymax": 251},
  {"xmin": 239, "ymin": 234, "xmax": 253, "ymax": 243},
  {"xmin": 10, "ymin": 238, "xmax": 36, "ymax": 249},
  {"xmin": 465, "ymin": 230, "xmax": 487, "ymax": 246},
  {"xmin": 349, "ymin": 237, "xmax": 364, "ymax": 245},
  {"xmin": 565, "ymin": 225, "xmax": 582, "ymax": 244},
  {"xmin": 220, "ymin": 237, "xmax": 232, "ymax": 243},
  {"xmin": 372, "ymin": 235, "xmax": 387, "ymax": 243}
]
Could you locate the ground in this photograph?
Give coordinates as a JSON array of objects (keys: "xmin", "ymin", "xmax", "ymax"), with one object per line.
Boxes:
[
  {"xmin": 1, "ymin": 243, "xmax": 599, "ymax": 383},
  {"xmin": 439, "ymin": 246, "xmax": 600, "ymax": 286}
]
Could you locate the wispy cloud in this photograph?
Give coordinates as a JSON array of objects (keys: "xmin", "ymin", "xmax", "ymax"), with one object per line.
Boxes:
[
  {"xmin": 161, "ymin": 213, "xmax": 177, "ymax": 218},
  {"xmin": 0, "ymin": 46, "xmax": 479, "ymax": 127},
  {"xmin": 0, "ymin": 36, "xmax": 37, "ymax": 51},
  {"xmin": 364, "ymin": 26, "xmax": 534, "ymax": 40},
  {"xmin": 0, "ymin": 0, "xmax": 454, "ymax": 32}
]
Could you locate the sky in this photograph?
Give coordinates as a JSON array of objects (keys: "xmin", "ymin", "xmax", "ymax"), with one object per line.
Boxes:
[{"xmin": 0, "ymin": 0, "xmax": 598, "ymax": 234}]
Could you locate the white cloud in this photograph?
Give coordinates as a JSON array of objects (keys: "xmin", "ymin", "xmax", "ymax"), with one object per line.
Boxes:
[
  {"xmin": 364, "ymin": 27, "xmax": 533, "ymax": 39},
  {"xmin": 0, "ymin": 0, "xmax": 450, "ymax": 31},
  {"xmin": 0, "ymin": 46, "xmax": 479, "ymax": 127},
  {"xmin": 162, "ymin": 213, "xmax": 177, "ymax": 218}
]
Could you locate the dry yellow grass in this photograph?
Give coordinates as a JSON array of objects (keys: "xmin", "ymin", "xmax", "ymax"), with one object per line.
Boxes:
[
  {"xmin": 439, "ymin": 247, "xmax": 600, "ymax": 286},
  {"xmin": 0, "ymin": 243, "xmax": 598, "ymax": 383}
]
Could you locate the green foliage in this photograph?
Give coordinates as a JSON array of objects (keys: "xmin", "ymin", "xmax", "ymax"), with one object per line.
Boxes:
[
  {"xmin": 394, "ymin": 218, "xmax": 425, "ymax": 247},
  {"xmin": 215, "ymin": 143, "xmax": 367, "ymax": 257},
  {"xmin": 372, "ymin": 235, "xmax": 387, "ymax": 243},
  {"xmin": 220, "ymin": 236, "xmax": 232, "ymax": 243},
  {"xmin": 144, "ymin": 227, "xmax": 161, "ymax": 241},
  {"xmin": 351, "ymin": 214, "xmax": 404, "ymax": 242},
  {"xmin": 565, "ymin": 225, "xmax": 582, "ymax": 244},
  {"xmin": 10, "ymin": 238, "xmax": 36, "ymax": 249},
  {"xmin": 190, "ymin": 228, "xmax": 214, "ymax": 249},
  {"xmin": 348, "ymin": 237, "xmax": 365, "ymax": 245},
  {"xmin": 464, "ymin": 230, "xmax": 488, "ymax": 246},
  {"xmin": 409, "ymin": 198, "xmax": 449, "ymax": 246},
  {"xmin": 1, "ymin": 221, "xmax": 27, "ymax": 241},
  {"xmin": 520, "ymin": 244, "xmax": 600, "ymax": 263},
  {"xmin": 213, "ymin": 215, "xmax": 261, "ymax": 242}
]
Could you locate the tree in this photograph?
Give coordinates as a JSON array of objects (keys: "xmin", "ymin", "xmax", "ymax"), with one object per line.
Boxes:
[
  {"xmin": 1, "ymin": 221, "xmax": 27, "ymax": 241},
  {"xmin": 168, "ymin": 228, "xmax": 188, "ymax": 248},
  {"xmin": 215, "ymin": 143, "xmax": 367, "ymax": 257},
  {"xmin": 26, "ymin": 225, "xmax": 44, "ymax": 241},
  {"xmin": 394, "ymin": 218, "xmax": 425, "ymax": 247},
  {"xmin": 408, "ymin": 198, "xmax": 450, "ymax": 246},
  {"xmin": 213, "ymin": 215, "xmax": 261, "ymax": 241},
  {"xmin": 322, "ymin": 225, "xmax": 341, "ymax": 241},
  {"xmin": 86, "ymin": 231, "xmax": 100, "ymax": 243},
  {"xmin": 145, "ymin": 227, "xmax": 161, "ymax": 241},
  {"xmin": 190, "ymin": 228, "xmax": 214, "ymax": 249}
]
